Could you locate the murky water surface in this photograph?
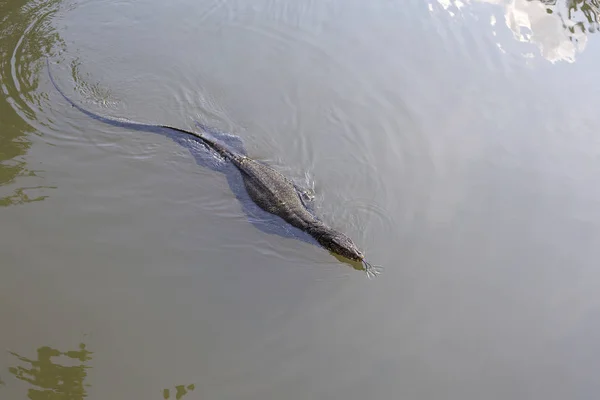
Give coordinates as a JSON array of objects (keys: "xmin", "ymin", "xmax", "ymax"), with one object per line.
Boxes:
[{"xmin": 2, "ymin": 0, "xmax": 600, "ymax": 398}]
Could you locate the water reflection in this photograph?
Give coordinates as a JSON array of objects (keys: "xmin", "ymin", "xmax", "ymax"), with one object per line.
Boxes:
[
  {"xmin": 162, "ymin": 384, "xmax": 196, "ymax": 400},
  {"xmin": 0, "ymin": 186, "xmax": 50, "ymax": 207},
  {"xmin": 432, "ymin": 0, "xmax": 598, "ymax": 62},
  {"xmin": 0, "ymin": 0, "xmax": 62, "ymax": 206},
  {"xmin": 8, "ymin": 343, "xmax": 93, "ymax": 400},
  {"xmin": 7, "ymin": 343, "xmax": 200, "ymax": 400}
]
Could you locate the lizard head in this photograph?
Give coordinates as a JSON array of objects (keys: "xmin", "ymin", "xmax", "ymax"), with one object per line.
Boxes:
[
  {"xmin": 324, "ymin": 231, "xmax": 365, "ymax": 262},
  {"xmin": 310, "ymin": 224, "xmax": 381, "ymax": 278}
]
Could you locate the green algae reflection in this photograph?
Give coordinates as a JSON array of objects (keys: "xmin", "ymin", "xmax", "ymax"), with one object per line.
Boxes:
[
  {"xmin": 7, "ymin": 343, "xmax": 199, "ymax": 399},
  {"xmin": 163, "ymin": 384, "xmax": 196, "ymax": 400},
  {"xmin": 8, "ymin": 343, "xmax": 93, "ymax": 400},
  {"xmin": 0, "ymin": 0, "xmax": 63, "ymax": 207}
]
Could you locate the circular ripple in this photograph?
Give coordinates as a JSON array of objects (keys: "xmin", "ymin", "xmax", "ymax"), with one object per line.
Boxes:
[
  {"xmin": 214, "ymin": 5, "xmax": 436, "ymax": 268},
  {"xmin": 5, "ymin": 1, "xmax": 436, "ymax": 278}
]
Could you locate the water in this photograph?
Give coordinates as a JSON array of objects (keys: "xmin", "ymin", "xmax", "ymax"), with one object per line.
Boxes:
[{"xmin": 2, "ymin": 0, "xmax": 600, "ymax": 398}]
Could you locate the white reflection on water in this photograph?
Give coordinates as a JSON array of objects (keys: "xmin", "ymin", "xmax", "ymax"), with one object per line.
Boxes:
[{"xmin": 430, "ymin": 0, "xmax": 598, "ymax": 63}]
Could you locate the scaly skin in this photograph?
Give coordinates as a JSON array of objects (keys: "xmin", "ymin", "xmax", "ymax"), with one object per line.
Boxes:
[{"xmin": 46, "ymin": 58, "xmax": 380, "ymax": 278}]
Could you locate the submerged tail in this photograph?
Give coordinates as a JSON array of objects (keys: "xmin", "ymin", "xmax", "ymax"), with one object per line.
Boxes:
[{"xmin": 45, "ymin": 57, "xmax": 236, "ymax": 161}]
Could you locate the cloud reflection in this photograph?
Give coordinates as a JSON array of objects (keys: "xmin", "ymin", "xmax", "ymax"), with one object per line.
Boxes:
[{"xmin": 431, "ymin": 0, "xmax": 598, "ymax": 63}]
